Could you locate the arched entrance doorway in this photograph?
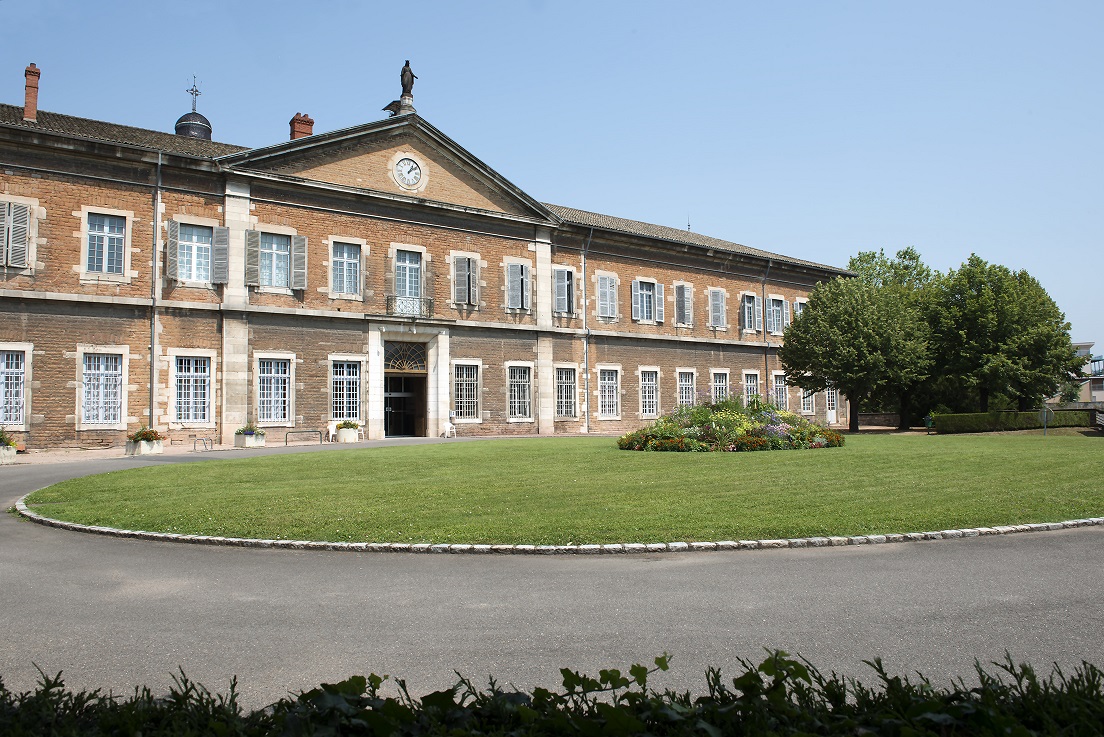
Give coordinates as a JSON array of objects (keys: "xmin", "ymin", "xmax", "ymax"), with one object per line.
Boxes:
[{"xmin": 383, "ymin": 341, "xmax": 427, "ymax": 437}]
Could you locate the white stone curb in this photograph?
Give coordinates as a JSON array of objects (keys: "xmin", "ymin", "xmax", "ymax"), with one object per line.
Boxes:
[{"xmin": 14, "ymin": 496, "xmax": 1104, "ymax": 555}]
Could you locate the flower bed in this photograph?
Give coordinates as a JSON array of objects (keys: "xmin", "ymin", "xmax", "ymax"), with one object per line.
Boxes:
[{"xmin": 617, "ymin": 399, "xmax": 844, "ymax": 452}]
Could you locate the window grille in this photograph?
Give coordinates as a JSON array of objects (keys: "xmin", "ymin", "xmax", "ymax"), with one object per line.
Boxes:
[
  {"xmin": 774, "ymin": 375, "xmax": 788, "ymax": 409},
  {"xmin": 332, "ymin": 361, "xmax": 360, "ymax": 420},
  {"xmin": 453, "ymin": 364, "xmax": 480, "ymax": 419},
  {"xmin": 744, "ymin": 373, "xmax": 760, "ymax": 405},
  {"xmin": 258, "ymin": 359, "xmax": 290, "ymax": 422},
  {"xmin": 0, "ymin": 351, "xmax": 25, "ymax": 424},
  {"xmin": 639, "ymin": 370, "xmax": 658, "ymax": 416},
  {"xmin": 712, "ymin": 372, "xmax": 728, "ymax": 402},
  {"xmin": 678, "ymin": 371, "xmax": 695, "ymax": 406},
  {"xmin": 175, "ymin": 356, "xmax": 210, "ymax": 422},
  {"xmin": 82, "ymin": 354, "xmax": 122, "ymax": 424},
  {"xmin": 555, "ymin": 368, "xmax": 576, "ymax": 418},
  {"xmin": 508, "ymin": 366, "xmax": 532, "ymax": 419},
  {"xmin": 599, "ymin": 369, "xmax": 619, "ymax": 417}
]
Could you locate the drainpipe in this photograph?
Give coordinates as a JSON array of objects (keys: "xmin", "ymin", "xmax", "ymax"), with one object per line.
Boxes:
[
  {"xmin": 581, "ymin": 228, "xmax": 593, "ymax": 433},
  {"xmin": 149, "ymin": 152, "xmax": 163, "ymax": 430},
  {"xmin": 761, "ymin": 258, "xmax": 772, "ymax": 399}
]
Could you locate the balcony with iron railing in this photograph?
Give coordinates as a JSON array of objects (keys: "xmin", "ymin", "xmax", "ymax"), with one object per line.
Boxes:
[{"xmin": 386, "ymin": 295, "xmax": 434, "ymax": 318}]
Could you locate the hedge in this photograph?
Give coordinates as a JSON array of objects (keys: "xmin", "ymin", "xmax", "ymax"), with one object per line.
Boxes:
[
  {"xmin": 933, "ymin": 410, "xmax": 1092, "ymax": 434},
  {"xmin": 2, "ymin": 652, "xmax": 1104, "ymax": 736}
]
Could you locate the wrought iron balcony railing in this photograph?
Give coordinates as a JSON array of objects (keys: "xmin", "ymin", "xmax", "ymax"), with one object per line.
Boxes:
[{"xmin": 386, "ymin": 295, "xmax": 433, "ymax": 318}]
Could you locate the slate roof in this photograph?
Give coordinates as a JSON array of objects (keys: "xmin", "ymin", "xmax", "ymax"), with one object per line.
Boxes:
[
  {"xmin": 0, "ymin": 103, "xmax": 247, "ymax": 158},
  {"xmin": 543, "ymin": 203, "xmax": 842, "ymax": 272}
]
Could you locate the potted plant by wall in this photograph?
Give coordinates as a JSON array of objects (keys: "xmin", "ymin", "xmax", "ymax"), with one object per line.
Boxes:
[
  {"xmin": 335, "ymin": 420, "xmax": 361, "ymax": 443},
  {"xmin": 125, "ymin": 426, "xmax": 165, "ymax": 456},
  {"xmin": 234, "ymin": 423, "xmax": 266, "ymax": 448},
  {"xmin": 0, "ymin": 428, "xmax": 17, "ymax": 465}
]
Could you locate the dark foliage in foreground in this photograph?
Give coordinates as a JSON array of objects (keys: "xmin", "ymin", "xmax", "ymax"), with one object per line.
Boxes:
[{"xmin": 2, "ymin": 652, "xmax": 1103, "ymax": 736}]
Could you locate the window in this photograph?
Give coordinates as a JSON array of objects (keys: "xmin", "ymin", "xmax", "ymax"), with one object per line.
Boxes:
[
  {"xmin": 767, "ymin": 298, "xmax": 791, "ymax": 334},
  {"xmin": 801, "ymin": 389, "xmax": 815, "ymax": 414},
  {"xmin": 597, "ymin": 274, "xmax": 617, "ymax": 318},
  {"xmin": 773, "ymin": 374, "xmax": 788, "ymax": 409},
  {"xmin": 245, "ymin": 230, "xmax": 306, "ymax": 289},
  {"xmin": 452, "ymin": 255, "xmax": 478, "ymax": 306},
  {"xmin": 260, "ymin": 233, "xmax": 291, "ymax": 288},
  {"xmin": 332, "ymin": 361, "xmax": 360, "ymax": 420},
  {"xmin": 712, "ymin": 372, "xmax": 729, "ymax": 403},
  {"xmin": 0, "ymin": 350, "xmax": 25, "ymax": 425},
  {"xmin": 555, "ymin": 367, "xmax": 577, "ymax": 418},
  {"xmin": 793, "ymin": 300, "xmax": 806, "ymax": 320},
  {"xmin": 674, "ymin": 284, "xmax": 692, "ymax": 325},
  {"xmin": 553, "ymin": 267, "xmax": 575, "ymax": 314},
  {"xmin": 0, "ymin": 200, "xmax": 31, "ymax": 268},
  {"xmin": 742, "ymin": 294, "xmax": 763, "ymax": 331},
  {"xmin": 87, "ymin": 213, "xmax": 125, "ymax": 275},
  {"xmin": 744, "ymin": 372, "xmax": 760, "ymax": 405},
  {"xmin": 640, "ymin": 369, "xmax": 658, "ymax": 416},
  {"xmin": 826, "ymin": 388, "xmax": 839, "ymax": 412},
  {"xmin": 708, "ymin": 289, "xmax": 726, "ymax": 328},
  {"xmin": 631, "ymin": 279, "xmax": 664, "ymax": 322},
  {"xmin": 508, "ymin": 365, "xmax": 532, "ymax": 420},
  {"xmin": 82, "ymin": 354, "xmax": 122, "ymax": 425},
  {"xmin": 258, "ymin": 358, "xmax": 291, "ymax": 422},
  {"xmin": 174, "ymin": 356, "xmax": 210, "ymax": 423},
  {"xmin": 678, "ymin": 371, "xmax": 696, "ymax": 407},
  {"xmin": 332, "ymin": 242, "xmax": 361, "ymax": 295},
  {"xmin": 179, "ymin": 225, "xmax": 212, "ymax": 282},
  {"xmin": 506, "ymin": 262, "xmax": 531, "ymax": 310},
  {"xmin": 453, "ymin": 363, "xmax": 480, "ymax": 420},
  {"xmin": 599, "ymin": 369, "xmax": 620, "ymax": 418}
]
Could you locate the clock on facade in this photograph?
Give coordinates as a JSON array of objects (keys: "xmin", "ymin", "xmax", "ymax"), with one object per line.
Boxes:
[{"xmin": 394, "ymin": 157, "xmax": 422, "ymax": 187}]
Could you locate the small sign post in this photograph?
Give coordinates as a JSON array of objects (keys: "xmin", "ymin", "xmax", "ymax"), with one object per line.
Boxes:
[{"xmin": 1038, "ymin": 406, "xmax": 1055, "ymax": 436}]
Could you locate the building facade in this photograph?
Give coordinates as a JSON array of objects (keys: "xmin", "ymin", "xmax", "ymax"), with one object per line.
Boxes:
[{"xmin": 0, "ymin": 63, "xmax": 849, "ymax": 450}]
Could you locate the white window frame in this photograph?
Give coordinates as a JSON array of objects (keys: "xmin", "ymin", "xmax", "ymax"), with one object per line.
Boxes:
[
  {"xmin": 793, "ymin": 298, "xmax": 808, "ymax": 321},
  {"xmin": 450, "ymin": 250, "xmax": 480, "ymax": 308},
  {"xmin": 711, "ymin": 369, "xmax": 730, "ymax": 403},
  {"xmin": 254, "ymin": 352, "xmax": 295, "ymax": 427},
  {"xmin": 638, "ymin": 367, "xmax": 659, "ymax": 417},
  {"xmin": 1, "ymin": 196, "xmax": 39, "ymax": 272},
  {"xmin": 75, "ymin": 345, "xmax": 130, "ymax": 431},
  {"xmin": 260, "ymin": 232, "xmax": 292, "ymax": 289},
  {"xmin": 554, "ymin": 364, "xmax": 578, "ymax": 419},
  {"xmin": 177, "ymin": 223, "xmax": 213, "ymax": 283},
  {"xmin": 330, "ymin": 355, "xmax": 363, "ymax": 422},
  {"xmin": 773, "ymin": 372, "xmax": 789, "ymax": 409},
  {"xmin": 707, "ymin": 288, "xmax": 728, "ymax": 329},
  {"xmin": 168, "ymin": 214, "xmax": 224, "ymax": 287},
  {"xmin": 552, "ymin": 265, "xmax": 576, "ymax": 315},
  {"xmin": 78, "ymin": 206, "xmax": 134, "ymax": 284},
  {"xmin": 452, "ymin": 360, "xmax": 482, "ymax": 423},
  {"xmin": 826, "ymin": 388, "xmax": 839, "ymax": 412},
  {"xmin": 677, "ymin": 368, "xmax": 696, "ymax": 407},
  {"xmin": 673, "ymin": 282, "xmax": 693, "ymax": 326},
  {"xmin": 596, "ymin": 272, "xmax": 618, "ymax": 319},
  {"xmin": 328, "ymin": 237, "xmax": 366, "ymax": 299},
  {"xmin": 743, "ymin": 371, "xmax": 760, "ymax": 406},
  {"xmin": 801, "ymin": 389, "xmax": 815, "ymax": 414},
  {"xmin": 767, "ymin": 295, "xmax": 791, "ymax": 335},
  {"xmin": 0, "ymin": 342, "xmax": 32, "ymax": 430},
  {"xmin": 504, "ymin": 257, "xmax": 532, "ymax": 311},
  {"xmin": 631, "ymin": 278, "xmax": 663, "ymax": 323},
  {"xmin": 166, "ymin": 348, "xmax": 217, "ymax": 428},
  {"xmin": 506, "ymin": 361, "xmax": 534, "ymax": 422},
  {"xmin": 741, "ymin": 292, "xmax": 763, "ymax": 333},
  {"xmin": 597, "ymin": 365, "xmax": 621, "ymax": 420}
]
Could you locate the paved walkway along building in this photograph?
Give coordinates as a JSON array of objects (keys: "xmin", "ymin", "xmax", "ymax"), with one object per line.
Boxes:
[{"xmin": 0, "ymin": 62, "xmax": 849, "ymax": 450}]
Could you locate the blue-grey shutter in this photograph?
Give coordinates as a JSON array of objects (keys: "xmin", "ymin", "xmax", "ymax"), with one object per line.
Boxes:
[
  {"xmin": 655, "ymin": 283, "xmax": 664, "ymax": 323},
  {"xmin": 631, "ymin": 279, "xmax": 641, "ymax": 320},
  {"xmin": 710, "ymin": 290, "xmax": 724, "ymax": 327},
  {"xmin": 244, "ymin": 230, "xmax": 260, "ymax": 286},
  {"xmin": 0, "ymin": 203, "xmax": 6, "ymax": 267},
  {"xmin": 553, "ymin": 269, "xmax": 569, "ymax": 313},
  {"xmin": 454, "ymin": 256, "xmax": 469, "ymax": 304},
  {"xmin": 507, "ymin": 263, "xmax": 521, "ymax": 308},
  {"xmin": 165, "ymin": 220, "xmax": 179, "ymax": 281},
  {"xmin": 521, "ymin": 264, "xmax": 531, "ymax": 310},
  {"xmin": 754, "ymin": 296, "xmax": 763, "ymax": 331},
  {"xmin": 7, "ymin": 203, "xmax": 30, "ymax": 268},
  {"xmin": 783, "ymin": 300, "xmax": 791, "ymax": 329},
  {"xmin": 599, "ymin": 275, "xmax": 614, "ymax": 317},
  {"xmin": 468, "ymin": 258, "xmax": 478, "ymax": 304},
  {"xmin": 211, "ymin": 227, "xmax": 230, "ymax": 284},
  {"xmin": 291, "ymin": 235, "xmax": 307, "ymax": 290}
]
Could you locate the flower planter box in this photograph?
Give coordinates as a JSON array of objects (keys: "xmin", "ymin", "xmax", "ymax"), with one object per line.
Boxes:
[
  {"xmin": 0, "ymin": 446, "xmax": 16, "ymax": 465},
  {"xmin": 234, "ymin": 433, "xmax": 266, "ymax": 448},
  {"xmin": 125, "ymin": 439, "xmax": 163, "ymax": 456},
  {"xmin": 335, "ymin": 427, "xmax": 360, "ymax": 443}
]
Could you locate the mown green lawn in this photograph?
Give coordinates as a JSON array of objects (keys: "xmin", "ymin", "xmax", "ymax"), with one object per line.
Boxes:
[{"xmin": 23, "ymin": 432, "xmax": 1104, "ymax": 545}]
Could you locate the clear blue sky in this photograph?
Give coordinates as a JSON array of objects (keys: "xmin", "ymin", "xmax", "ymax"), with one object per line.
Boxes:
[{"xmin": 3, "ymin": 1, "xmax": 1100, "ymax": 345}]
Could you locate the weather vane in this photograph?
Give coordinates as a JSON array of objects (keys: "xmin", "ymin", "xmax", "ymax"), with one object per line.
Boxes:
[{"xmin": 186, "ymin": 76, "xmax": 202, "ymax": 112}]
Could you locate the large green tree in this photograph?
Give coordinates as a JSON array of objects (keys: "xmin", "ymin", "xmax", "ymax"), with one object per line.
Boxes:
[
  {"xmin": 780, "ymin": 274, "xmax": 930, "ymax": 432},
  {"xmin": 931, "ymin": 255, "xmax": 1082, "ymax": 412}
]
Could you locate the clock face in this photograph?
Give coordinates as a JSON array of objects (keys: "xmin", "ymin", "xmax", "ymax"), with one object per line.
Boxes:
[{"xmin": 395, "ymin": 157, "xmax": 422, "ymax": 187}]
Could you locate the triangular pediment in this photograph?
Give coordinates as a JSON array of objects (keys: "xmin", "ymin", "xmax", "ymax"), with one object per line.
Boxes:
[{"xmin": 219, "ymin": 116, "xmax": 554, "ymax": 223}]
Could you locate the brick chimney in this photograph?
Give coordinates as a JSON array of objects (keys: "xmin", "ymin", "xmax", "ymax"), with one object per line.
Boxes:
[
  {"xmin": 289, "ymin": 112, "xmax": 314, "ymax": 140},
  {"xmin": 23, "ymin": 63, "xmax": 41, "ymax": 123}
]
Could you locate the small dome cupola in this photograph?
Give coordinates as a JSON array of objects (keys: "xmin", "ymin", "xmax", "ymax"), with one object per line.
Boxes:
[{"xmin": 175, "ymin": 77, "xmax": 212, "ymax": 140}]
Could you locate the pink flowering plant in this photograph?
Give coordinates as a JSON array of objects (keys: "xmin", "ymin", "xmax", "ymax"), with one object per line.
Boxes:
[{"xmin": 617, "ymin": 397, "xmax": 843, "ymax": 452}]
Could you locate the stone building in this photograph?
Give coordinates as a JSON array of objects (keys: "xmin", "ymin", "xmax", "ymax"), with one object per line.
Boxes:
[{"xmin": 0, "ymin": 63, "xmax": 848, "ymax": 449}]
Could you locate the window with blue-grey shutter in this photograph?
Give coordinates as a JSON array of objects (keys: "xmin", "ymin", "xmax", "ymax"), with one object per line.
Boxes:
[
  {"xmin": 597, "ymin": 274, "xmax": 616, "ymax": 318},
  {"xmin": 553, "ymin": 268, "xmax": 573, "ymax": 314},
  {"xmin": 506, "ymin": 263, "xmax": 530, "ymax": 310},
  {"xmin": 453, "ymin": 255, "xmax": 477, "ymax": 306},
  {"xmin": 1, "ymin": 202, "xmax": 31, "ymax": 269},
  {"xmin": 290, "ymin": 235, "xmax": 307, "ymax": 290},
  {"xmin": 709, "ymin": 289, "xmax": 726, "ymax": 328},
  {"xmin": 210, "ymin": 227, "xmax": 229, "ymax": 284}
]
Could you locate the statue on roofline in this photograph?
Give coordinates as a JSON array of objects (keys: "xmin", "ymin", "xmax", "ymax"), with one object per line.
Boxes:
[{"xmin": 401, "ymin": 61, "xmax": 417, "ymax": 96}]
